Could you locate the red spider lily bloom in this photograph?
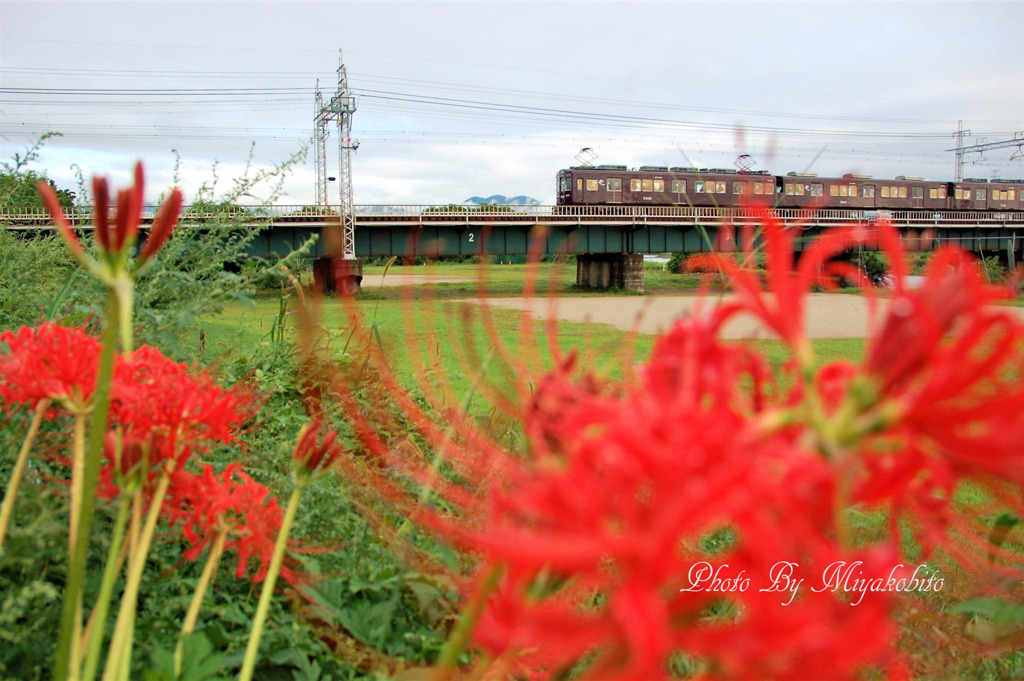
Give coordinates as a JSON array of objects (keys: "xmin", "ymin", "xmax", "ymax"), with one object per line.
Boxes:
[
  {"xmin": 0, "ymin": 323, "xmax": 99, "ymax": 410},
  {"xmin": 420, "ymin": 317, "xmax": 896, "ymax": 681},
  {"xmin": 292, "ymin": 418, "xmax": 343, "ymax": 476},
  {"xmin": 108, "ymin": 346, "xmax": 258, "ymax": 469},
  {"xmin": 165, "ymin": 463, "xmax": 291, "ymax": 583},
  {"xmin": 37, "ymin": 161, "xmax": 182, "ymax": 268}
]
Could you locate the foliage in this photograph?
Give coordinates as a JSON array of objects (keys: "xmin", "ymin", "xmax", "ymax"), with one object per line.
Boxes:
[
  {"xmin": 860, "ymin": 249, "xmax": 889, "ymax": 286},
  {"xmin": 0, "ymin": 133, "xmax": 75, "ymax": 211},
  {"xmin": 0, "ymin": 227, "xmax": 79, "ymax": 329}
]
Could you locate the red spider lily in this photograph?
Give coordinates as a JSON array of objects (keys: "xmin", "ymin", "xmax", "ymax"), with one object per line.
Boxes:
[
  {"xmin": 0, "ymin": 323, "xmax": 99, "ymax": 410},
  {"xmin": 164, "ymin": 463, "xmax": 290, "ymax": 583},
  {"xmin": 37, "ymin": 161, "xmax": 182, "ymax": 268},
  {"xmin": 310, "ymin": 208, "xmax": 1022, "ymax": 680},
  {"xmin": 108, "ymin": 346, "xmax": 258, "ymax": 469},
  {"xmin": 292, "ymin": 418, "xmax": 343, "ymax": 476}
]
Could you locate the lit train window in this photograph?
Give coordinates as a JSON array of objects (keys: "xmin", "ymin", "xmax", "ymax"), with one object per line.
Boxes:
[
  {"xmin": 586, "ymin": 179, "xmax": 599, "ymax": 191},
  {"xmin": 829, "ymin": 185, "xmax": 839, "ymax": 197},
  {"xmin": 642, "ymin": 179, "xmax": 654, "ymax": 192},
  {"xmin": 796, "ymin": 184, "xmax": 805, "ymax": 196},
  {"xmin": 672, "ymin": 180, "xmax": 686, "ymax": 193},
  {"xmin": 754, "ymin": 183, "xmax": 763, "ymax": 195},
  {"xmin": 849, "ymin": 184, "xmax": 858, "ymax": 196},
  {"xmin": 882, "ymin": 186, "xmax": 890, "ymax": 198},
  {"xmin": 653, "ymin": 179, "xmax": 664, "ymax": 192},
  {"xmin": 1009, "ymin": 189, "xmax": 1016, "ymax": 200},
  {"xmin": 716, "ymin": 182, "xmax": 726, "ymax": 193},
  {"xmin": 929, "ymin": 188, "xmax": 938, "ymax": 199},
  {"xmin": 577, "ymin": 179, "xmax": 583, "ymax": 191},
  {"xmin": 785, "ymin": 184, "xmax": 794, "ymax": 195},
  {"xmin": 899, "ymin": 187, "xmax": 907, "ymax": 198},
  {"xmin": 631, "ymin": 179, "xmax": 642, "ymax": 191}
]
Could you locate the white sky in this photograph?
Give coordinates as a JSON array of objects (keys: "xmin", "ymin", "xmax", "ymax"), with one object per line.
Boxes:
[{"xmin": 2, "ymin": 0, "xmax": 1023, "ymax": 206}]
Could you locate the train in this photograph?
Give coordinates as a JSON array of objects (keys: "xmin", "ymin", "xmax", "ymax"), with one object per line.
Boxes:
[{"xmin": 556, "ymin": 165, "xmax": 1024, "ymax": 212}]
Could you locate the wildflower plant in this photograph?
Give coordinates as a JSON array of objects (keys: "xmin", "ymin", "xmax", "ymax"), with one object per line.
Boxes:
[
  {"xmin": 305, "ymin": 206, "xmax": 1024, "ymax": 680},
  {"xmin": 0, "ymin": 162, "xmax": 336, "ymax": 681}
]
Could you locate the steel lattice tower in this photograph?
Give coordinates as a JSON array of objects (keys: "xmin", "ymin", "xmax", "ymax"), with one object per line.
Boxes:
[{"xmin": 314, "ymin": 50, "xmax": 358, "ymax": 258}]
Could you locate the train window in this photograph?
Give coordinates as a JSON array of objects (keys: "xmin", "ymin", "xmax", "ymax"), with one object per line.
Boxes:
[
  {"xmin": 863, "ymin": 185, "xmax": 875, "ymax": 198},
  {"xmin": 733, "ymin": 182, "xmax": 747, "ymax": 195},
  {"xmin": 912, "ymin": 187, "xmax": 923, "ymax": 199},
  {"xmin": 1009, "ymin": 189, "xmax": 1016, "ymax": 200},
  {"xmin": 796, "ymin": 184, "xmax": 805, "ymax": 196},
  {"xmin": 929, "ymin": 188, "xmax": 938, "ymax": 199},
  {"xmin": 829, "ymin": 185, "xmax": 839, "ymax": 197},
  {"xmin": 672, "ymin": 180, "xmax": 686, "ymax": 193},
  {"xmin": 849, "ymin": 184, "xmax": 858, "ymax": 197},
  {"xmin": 694, "ymin": 181, "xmax": 705, "ymax": 193},
  {"xmin": 577, "ymin": 179, "xmax": 583, "ymax": 191},
  {"xmin": 653, "ymin": 179, "xmax": 664, "ymax": 192},
  {"xmin": 785, "ymin": 184, "xmax": 794, "ymax": 195},
  {"xmin": 716, "ymin": 182, "xmax": 727, "ymax": 193},
  {"xmin": 631, "ymin": 179, "xmax": 642, "ymax": 191},
  {"xmin": 586, "ymin": 179, "xmax": 599, "ymax": 191},
  {"xmin": 642, "ymin": 179, "xmax": 654, "ymax": 192},
  {"xmin": 840, "ymin": 185, "xmax": 849, "ymax": 196},
  {"xmin": 607, "ymin": 178, "xmax": 622, "ymax": 192},
  {"xmin": 810, "ymin": 184, "xmax": 824, "ymax": 197},
  {"xmin": 754, "ymin": 183, "xmax": 763, "ymax": 195},
  {"xmin": 881, "ymin": 186, "xmax": 890, "ymax": 198},
  {"xmin": 978, "ymin": 189, "xmax": 987, "ymax": 201}
]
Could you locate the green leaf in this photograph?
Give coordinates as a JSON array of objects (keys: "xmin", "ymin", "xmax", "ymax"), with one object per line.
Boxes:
[{"xmin": 953, "ymin": 598, "xmax": 1024, "ymax": 624}]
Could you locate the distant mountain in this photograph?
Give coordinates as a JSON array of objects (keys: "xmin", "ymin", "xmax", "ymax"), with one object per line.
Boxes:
[{"xmin": 463, "ymin": 194, "xmax": 540, "ymax": 206}]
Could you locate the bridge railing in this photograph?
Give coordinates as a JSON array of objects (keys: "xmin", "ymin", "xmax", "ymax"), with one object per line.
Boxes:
[{"xmin": 2, "ymin": 204, "xmax": 1022, "ymax": 225}]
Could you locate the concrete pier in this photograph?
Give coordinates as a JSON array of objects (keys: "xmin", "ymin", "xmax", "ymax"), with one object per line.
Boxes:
[{"xmin": 576, "ymin": 253, "xmax": 644, "ymax": 292}]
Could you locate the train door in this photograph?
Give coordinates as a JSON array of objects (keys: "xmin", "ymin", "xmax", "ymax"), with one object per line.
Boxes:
[
  {"xmin": 975, "ymin": 187, "xmax": 987, "ymax": 209},
  {"xmin": 910, "ymin": 186, "xmax": 924, "ymax": 209},
  {"xmin": 607, "ymin": 177, "xmax": 622, "ymax": 203}
]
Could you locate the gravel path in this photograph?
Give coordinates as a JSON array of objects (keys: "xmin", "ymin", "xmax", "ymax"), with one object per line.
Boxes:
[{"xmin": 460, "ymin": 293, "xmax": 1024, "ymax": 339}]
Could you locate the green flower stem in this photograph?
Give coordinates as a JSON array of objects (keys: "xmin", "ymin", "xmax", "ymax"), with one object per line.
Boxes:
[
  {"xmin": 69, "ymin": 410, "xmax": 87, "ymax": 552},
  {"xmin": 55, "ymin": 288, "xmax": 120, "ymax": 681},
  {"xmin": 430, "ymin": 563, "xmax": 502, "ymax": 681},
  {"xmin": 237, "ymin": 478, "xmax": 306, "ymax": 681},
  {"xmin": 0, "ymin": 398, "xmax": 50, "ymax": 554},
  {"xmin": 175, "ymin": 530, "xmax": 227, "ymax": 677},
  {"xmin": 81, "ymin": 493, "xmax": 131, "ymax": 681},
  {"xmin": 101, "ymin": 467, "xmax": 174, "ymax": 681}
]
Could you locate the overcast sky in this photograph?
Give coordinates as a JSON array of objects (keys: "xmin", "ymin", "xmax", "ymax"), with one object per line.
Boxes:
[{"xmin": 2, "ymin": 0, "xmax": 1023, "ymax": 206}]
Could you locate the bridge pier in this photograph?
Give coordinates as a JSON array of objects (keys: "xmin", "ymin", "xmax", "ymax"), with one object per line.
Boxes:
[
  {"xmin": 313, "ymin": 256, "xmax": 363, "ymax": 295},
  {"xmin": 576, "ymin": 253, "xmax": 644, "ymax": 293}
]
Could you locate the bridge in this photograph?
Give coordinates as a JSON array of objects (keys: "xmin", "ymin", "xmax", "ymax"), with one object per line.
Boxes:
[{"xmin": 4, "ymin": 204, "xmax": 1022, "ymax": 291}]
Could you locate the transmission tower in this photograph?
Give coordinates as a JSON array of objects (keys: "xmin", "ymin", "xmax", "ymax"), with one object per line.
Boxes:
[
  {"xmin": 952, "ymin": 121, "xmax": 970, "ymax": 182},
  {"xmin": 947, "ymin": 126, "xmax": 1024, "ymax": 181},
  {"xmin": 314, "ymin": 49, "xmax": 359, "ymax": 258}
]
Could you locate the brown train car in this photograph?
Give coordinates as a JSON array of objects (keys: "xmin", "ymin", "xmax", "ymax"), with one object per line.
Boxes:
[
  {"xmin": 556, "ymin": 166, "xmax": 776, "ymax": 207},
  {"xmin": 951, "ymin": 178, "xmax": 1023, "ymax": 211},
  {"xmin": 777, "ymin": 174, "xmax": 948, "ymax": 211}
]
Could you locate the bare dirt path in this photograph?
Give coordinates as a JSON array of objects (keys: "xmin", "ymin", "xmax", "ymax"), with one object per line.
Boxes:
[{"xmin": 460, "ymin": 293, "xmax": 1024, "ymax": 339}]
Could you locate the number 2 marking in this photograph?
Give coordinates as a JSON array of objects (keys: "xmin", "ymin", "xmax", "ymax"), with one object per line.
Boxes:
[{"xmin": 468, "ymin": 232, "xmax": 475, "ymax": 242}]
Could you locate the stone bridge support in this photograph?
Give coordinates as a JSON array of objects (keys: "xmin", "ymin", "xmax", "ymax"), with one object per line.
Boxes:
[
  {"xmin": 313, "ymin": 256, "xmax": 363, "ymax": 295},
  {"xmin": 576, "ymin": 253, "xmax": 644, "ymax": 293}
]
